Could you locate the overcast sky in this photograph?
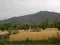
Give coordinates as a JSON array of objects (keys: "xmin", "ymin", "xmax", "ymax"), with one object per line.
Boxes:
[{"xmin": 0, "ymin": 0, "xmax": 60, "ymax": 20}]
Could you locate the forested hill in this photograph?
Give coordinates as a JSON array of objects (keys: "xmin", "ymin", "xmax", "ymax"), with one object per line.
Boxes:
[{"xmin": 0, "ymin": 11, "xmax": 60, "ymax": 25}]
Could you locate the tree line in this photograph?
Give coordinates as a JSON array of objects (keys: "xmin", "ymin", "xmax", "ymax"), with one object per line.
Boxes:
[{"xmin": 0, "ymin": 19, "xmax": 60, "ymax": 31}]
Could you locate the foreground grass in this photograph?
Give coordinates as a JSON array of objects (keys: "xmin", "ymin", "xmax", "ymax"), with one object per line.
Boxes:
[
  {"xmin": 0, "ymin": 43, "xmax": 60, "ymax": 45},
  {"xmin": 0, "ymin": 29, "xmax": 60, "ymax": 45},
  {"xmin": 0, "ymin": 38, "xmax": 60, "ymax": 45},
  {"xmin": 0, "ymin": 40, "xmax": 60, "ymax": 45}
]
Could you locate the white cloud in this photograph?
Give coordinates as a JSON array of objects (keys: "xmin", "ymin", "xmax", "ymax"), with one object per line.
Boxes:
[{"xmin": 0, "ymin": 0, "xmax": 60, "ymax": 20}]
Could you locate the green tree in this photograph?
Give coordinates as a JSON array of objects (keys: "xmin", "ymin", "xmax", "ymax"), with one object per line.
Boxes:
[
  {"xmin": 18, "ymin": 24, "xmax": 29, "ymax": 30},
  {"xmin": 0, "ymin": 24, "xmax": 5, "ymax": 31},
  {"xmin": 54, "ymin": 20, "xmax": 60, "ymax": 30},
  {"xmin": 40, "ymin": 19, "xmax": 49, "ymax": 29}
]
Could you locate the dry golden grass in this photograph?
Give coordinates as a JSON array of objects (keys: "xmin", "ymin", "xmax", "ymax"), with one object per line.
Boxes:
[
  {"xmin": 9, "ymin": 28, "xmax": 60, "ymax": 41},
  {"xmin": 0, "ymin": 30, "xmax": 9, "ymax": 35}
]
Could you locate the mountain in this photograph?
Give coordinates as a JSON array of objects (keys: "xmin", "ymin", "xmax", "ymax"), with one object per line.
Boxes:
[{"xmin": 0, "ymin": 11, "xmax": 60, "ymax": 25}]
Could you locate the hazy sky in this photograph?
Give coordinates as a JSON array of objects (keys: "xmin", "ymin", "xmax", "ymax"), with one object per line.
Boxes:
[{"xmin": 0, "ymin": 0, "xmax": 60, "ymax": 20}]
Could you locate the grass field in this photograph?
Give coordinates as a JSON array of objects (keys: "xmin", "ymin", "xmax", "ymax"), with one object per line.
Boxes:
[
  {"xmin": 9, "ymin": 28, "xmax": 60, "ymax": 41},
  {"xmin": 0, "ymin": 43, "xmax": 60, "ymax": 45},
  {"xmin": 0, "ymin": 28, "xmax": 60, "ymax": 45}
]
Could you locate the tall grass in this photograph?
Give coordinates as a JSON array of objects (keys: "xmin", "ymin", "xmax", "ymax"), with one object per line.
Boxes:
[{"xmin": 0, "ymin": 28, "xmax": 60, "ymax": 44}]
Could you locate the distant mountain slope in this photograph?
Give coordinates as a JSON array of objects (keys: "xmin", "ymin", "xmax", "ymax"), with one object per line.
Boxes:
[{"xmin": 0, "ymin": 11, "xmax": 60, "ymax": 25}]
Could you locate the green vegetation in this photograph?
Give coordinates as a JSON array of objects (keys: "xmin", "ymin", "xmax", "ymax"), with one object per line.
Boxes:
[
  {"xmin": 0, "ymin": 19, "xmax": 60, "ymax": 44},
  {"xmin": 0, "ymin": 19, "xmax": 60, "ymax": 31}
]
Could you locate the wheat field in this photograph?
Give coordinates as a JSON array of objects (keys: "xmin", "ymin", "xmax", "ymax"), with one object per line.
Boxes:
[{"xmin": 9, "ymin": 28, "xmax": 60, "ymax": 41}]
